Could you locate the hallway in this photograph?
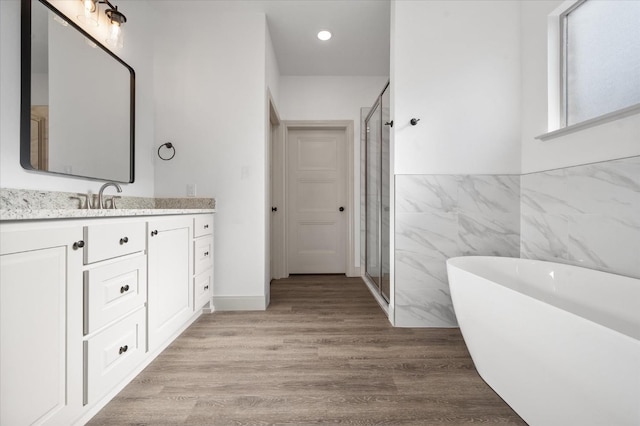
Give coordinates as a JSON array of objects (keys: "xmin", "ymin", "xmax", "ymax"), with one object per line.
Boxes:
[{"xmin": 89, "ymin": 275, "xmax": 525, "ymax": 425}]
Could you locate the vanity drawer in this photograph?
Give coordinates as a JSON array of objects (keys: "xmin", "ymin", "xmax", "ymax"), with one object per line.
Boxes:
[
  {"xmin": 194, "ymin": 269, "xmax": 213, "ymax": 310},
  {"xmin": 84, "ymin": 221, "xmax": 146, "ymax": 264},
  {"xmin": 193, "ymin": 215, "xmax": 213, "ymax": 238},
  {"xmin": 194, "ymin": 237, "xmax": 213, "ymax": 276},
  {"xmin": 84, "ymin": 308, "xmax": 146, "ymax": 406},
  {"xmin": 84, "ymin": 255, "xmax": 147, "ymax": 335}
]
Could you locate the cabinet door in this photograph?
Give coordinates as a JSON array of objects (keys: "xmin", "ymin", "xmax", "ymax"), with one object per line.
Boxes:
[
  {"xmin": 147, "ymin": 217, "xmax": 192, "ymax": 351},
  {"xmin": 0, "ymin": 224, "xmax": 84, "ymax": 425}
]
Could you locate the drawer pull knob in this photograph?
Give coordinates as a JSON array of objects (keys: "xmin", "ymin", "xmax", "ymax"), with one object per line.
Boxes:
[
  {"xmin": 204, "ymin": 224, "xmax": 209, "ymax": 229},
  {"xmin": 151, "ymin": 230, "xmax": 158, "ymax": 236},
  {"xmin": 204, "ymin": 251, "xmax": 209, "ymax": 256},
  {"xmin": 72, "ymin": 240, "xmax": 85, "ymax": 250},
  {"xmin": 119, "ymin": 345, "xmax": 129, "ymax": 355},
  {"xmin": 119, "ymin": 237, "xmax": 129, "ymax": 245},
  {"xmin": 120, "ymin": 284, "xmax": 130, "ymax": 294},
  {"xmin": 204, "ymin": 285, "xmax": 209, "ymax": 290}
]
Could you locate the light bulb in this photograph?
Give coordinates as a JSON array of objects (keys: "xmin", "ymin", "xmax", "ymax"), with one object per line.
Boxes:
[
  {"xmin": 77, "ymin": 0, "xmax": 98, "ymax": 26},
  {"xmin": 84, "ymin": 0, "xmax": 96, "ymax": 13},
  {"xmin": 106, "ymin": 21, "xmax": 123, "ymax": 48}
]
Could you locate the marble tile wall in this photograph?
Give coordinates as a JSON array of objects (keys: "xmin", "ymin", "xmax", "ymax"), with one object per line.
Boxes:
[
  {"xmin": 521, "ymin": 156, "xmax": 640, "ymax": 278},
  {"xmin": 394, "ymin": 174, "xmax": 520, "ymax": 327}
]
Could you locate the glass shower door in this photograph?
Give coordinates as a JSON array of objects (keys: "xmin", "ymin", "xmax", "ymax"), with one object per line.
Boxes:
[
  {"xmin": 365, "ymin": 99, "xmax": 382, "ymax": 293},
  {"xmin": 380, "ymin": 87, "xmax": 390, "ymax": 302},
  {"xmin": 365, "ymin": 82, "xmax": 390, "ymax": 303}
]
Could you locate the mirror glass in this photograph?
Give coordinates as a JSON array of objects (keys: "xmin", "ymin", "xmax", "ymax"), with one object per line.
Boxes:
[{"xmin": 22, "ymin": 0, "xmax": 135, "ymax": 182}]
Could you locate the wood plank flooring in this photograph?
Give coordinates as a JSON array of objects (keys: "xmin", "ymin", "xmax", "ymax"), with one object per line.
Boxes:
[{"xmin": 88, "ymin": 275, "xmax": 526, "ymax": 425}]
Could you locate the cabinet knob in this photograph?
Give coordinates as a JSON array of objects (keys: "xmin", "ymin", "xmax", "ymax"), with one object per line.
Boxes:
[
  {"xmin": 119, "ymin": 345, "xmax": 129, "ymax": 355},
  {"xmin": 204, "ymin": 285, "xmax": 209, "ymax": 290},
  {"xmin": 120, "ymin": 284, "xmax": 130, "ymax": 294},
  {"xmin": 151, "ymin": 230, "xmax": 158, "ymax": 237},
  {"xmin": 119, "ymin": 237, "xmax": 129, "ymax": 245},
  {"xmin": 204, "ymin": 224, "xmax": 209, "ymax": 229},
  {"xmin": 72, "ymin": 240, "xmax": 85, "ymax": 250},
  {"xmin": 204, "ymin": 251, "xmax": 209, "ymax": 256}
]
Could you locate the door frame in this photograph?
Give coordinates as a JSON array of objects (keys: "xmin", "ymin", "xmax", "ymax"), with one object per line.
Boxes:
[
  {"xmin": 272, "ymin": 120, "xmax": 357, "ymax": 278},
  {"xmin": 267, "ymin": 91, "xmax": 281, "ymax": 292}
]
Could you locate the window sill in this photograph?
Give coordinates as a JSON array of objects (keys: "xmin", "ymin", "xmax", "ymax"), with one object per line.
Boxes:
[{"xmin": 536, "ymin": 103, "xmax": 640, "ymax": 142}]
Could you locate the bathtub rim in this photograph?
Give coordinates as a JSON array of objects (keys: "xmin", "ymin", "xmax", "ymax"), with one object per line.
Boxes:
[{"xmin": 446, "ymin": 255, "xmax": 640, "ymax": 342}]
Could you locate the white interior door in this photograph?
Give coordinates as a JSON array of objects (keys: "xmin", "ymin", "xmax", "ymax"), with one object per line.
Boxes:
[{"xmin": 287, "ymin": 128, "xmax": 347, "ymax": 274}]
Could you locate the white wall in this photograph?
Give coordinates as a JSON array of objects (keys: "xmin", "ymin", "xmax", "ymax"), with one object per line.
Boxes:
[
  {"xmin": 0, "ymin": 0, "xmax": 155, "ymax": 196},
  {"xmin": 152, "ymin": 2, "xmax": 269, "ymax": 308},
  {"xmin": 265, "ymin": 23, "xmax": 281, "ymax": 302},
  {"xmin": 392, "ymin": 0, "xmax": 522, "ymax": 175},
  {"xmin": 278, "ymin": 75, "xmax": 389, "ymax": 268},
  {"xmin": 520, "ymin": 0, "xmax": 640, "ymax": 174},
  {"xmin": 266, "ymin": 26, "xmax": 280, "ymax": 108},
  {"xmin": 279, "ymin": 76, "xmax": 388, "ymax": 132}
]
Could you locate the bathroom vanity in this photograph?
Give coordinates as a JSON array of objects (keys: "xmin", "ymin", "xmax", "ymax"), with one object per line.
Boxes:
[{"xmin": 0, "ymin": 209, "xmax": 214, "ymax": 425}]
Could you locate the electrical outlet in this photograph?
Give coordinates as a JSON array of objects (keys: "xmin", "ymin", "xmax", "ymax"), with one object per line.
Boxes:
[{"xmin": 187, "ymin": 183, "xmax": 196, "ymax": 197}]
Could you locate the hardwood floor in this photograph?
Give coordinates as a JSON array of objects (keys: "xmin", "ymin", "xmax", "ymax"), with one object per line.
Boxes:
[{"xmin": 88, "ymin": 275, "xmax": 526, "ymax": 425}]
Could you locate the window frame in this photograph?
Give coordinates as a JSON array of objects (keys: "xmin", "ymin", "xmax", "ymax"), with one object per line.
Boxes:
[
  {"xmin": 558, "ymin": 0, "xmax": 586, "ymax": 128},
  {"xmin": 540, "ymin": 0, "xmax": 640, "ymax": 140}
]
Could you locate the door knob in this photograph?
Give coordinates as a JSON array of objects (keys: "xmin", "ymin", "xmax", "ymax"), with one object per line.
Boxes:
[{"xmin": 339, "ymin": 207, "xmax": 345, "ymax": 212}]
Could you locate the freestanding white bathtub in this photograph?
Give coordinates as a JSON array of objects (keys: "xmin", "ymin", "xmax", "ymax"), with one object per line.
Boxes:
[{"xmin": 446, "ymin": 256, "xmax": 640, "ymax": 426}]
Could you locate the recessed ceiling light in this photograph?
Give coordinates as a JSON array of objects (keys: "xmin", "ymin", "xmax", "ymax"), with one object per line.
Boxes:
[{"xmin": 317, "ymin": 30, "xmax": 332, "ymax": 41}]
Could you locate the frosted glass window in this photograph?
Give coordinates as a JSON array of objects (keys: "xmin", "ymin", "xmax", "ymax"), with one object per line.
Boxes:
[{"xmin": 565, "ymin": 0, "xmax": 640, "ymax": 126}]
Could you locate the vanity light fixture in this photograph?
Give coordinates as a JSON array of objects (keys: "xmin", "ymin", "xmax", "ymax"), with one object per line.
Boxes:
[
  {"xmin": 104, "ymin": 1, "xmax": 126, "ymax": 48},
  {"xmin": 317, "ymin": 30, "xmax": 332, "ymax": 41},
  {"xmin": 77, "ymin": 0, "xmax": 127, "ymax": 47}
]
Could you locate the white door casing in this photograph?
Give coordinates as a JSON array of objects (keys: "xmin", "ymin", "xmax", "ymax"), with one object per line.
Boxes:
[{"xmin": 287, "ymin": 128, "xmax": 348, "ymax": 274}]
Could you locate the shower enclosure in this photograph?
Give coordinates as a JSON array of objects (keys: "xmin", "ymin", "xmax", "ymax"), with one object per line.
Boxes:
[{"xmin": 364, "ymin": 82, "xmax": 390, "ymax": 303}]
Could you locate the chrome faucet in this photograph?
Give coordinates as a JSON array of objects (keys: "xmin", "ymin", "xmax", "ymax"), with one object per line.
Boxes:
[{"xmin": 98, "ymin": 182, "xmax": 122, "ymax": 209}]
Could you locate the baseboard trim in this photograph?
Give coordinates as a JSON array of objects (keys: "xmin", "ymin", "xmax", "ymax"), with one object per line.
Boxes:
[
  {"xmin": 347, "ymin": 265, "xmax": 361, "ymax": 278},
  {"xmin": 212, "ymin": 296, "xmax": 267, "ymax": 311}
]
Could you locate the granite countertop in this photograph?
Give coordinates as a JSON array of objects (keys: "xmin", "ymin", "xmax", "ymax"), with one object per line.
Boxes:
[
  {"xmin": 0, "ymin": 188, "xmax": 216, "ymax": 222},
  {"xmin": 0, "ymin": 208, "xmax": 216, "ymax": 221}
]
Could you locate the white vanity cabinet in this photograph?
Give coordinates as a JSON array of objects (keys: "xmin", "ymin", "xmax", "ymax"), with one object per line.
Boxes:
[
  {"xmin": 147, "ymin": 216, "xmax": 193, "ymax": 352},
  {"xmin": 193, "ymin": 215, "xmax": 214, "ymax": 310},
  {"xmin": 0, "ymin": 211, "xmax": 214, "ymax": 425},
  {"xmin": 0, "ymin": 222, "xmax": 84, "ymax": 426}
]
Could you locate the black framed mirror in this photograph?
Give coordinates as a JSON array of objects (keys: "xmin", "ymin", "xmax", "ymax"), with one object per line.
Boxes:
[{"xmin": 21, "ymin": 0, "xmax": 135, "ymax": 183}]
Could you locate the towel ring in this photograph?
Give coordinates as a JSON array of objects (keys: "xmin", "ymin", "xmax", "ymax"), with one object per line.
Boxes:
[{"xmin": 158, "ymin": 142, "xmax": 176, "ymax": 161}]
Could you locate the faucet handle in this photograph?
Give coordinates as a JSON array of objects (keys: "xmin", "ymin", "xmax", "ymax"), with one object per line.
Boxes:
[
  {"xmin": 72, "ymin": 193, "xmax": 94, "ymax": 209},
  {"xmin": 86, "ymin": 192, "xmax": 95, "ymax": 209},
  {"xmin": 111, "ymin": 196, "xmax": 121, "ymax": 209},
  {"xmin": 105, "ymin": 196, "xmax": 121, "ymax": 209}
]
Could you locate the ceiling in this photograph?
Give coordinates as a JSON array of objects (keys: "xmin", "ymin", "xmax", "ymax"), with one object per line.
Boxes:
[{"xmin": 207, "ymin": 0, "xmax": 391, "ymax": 76}]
